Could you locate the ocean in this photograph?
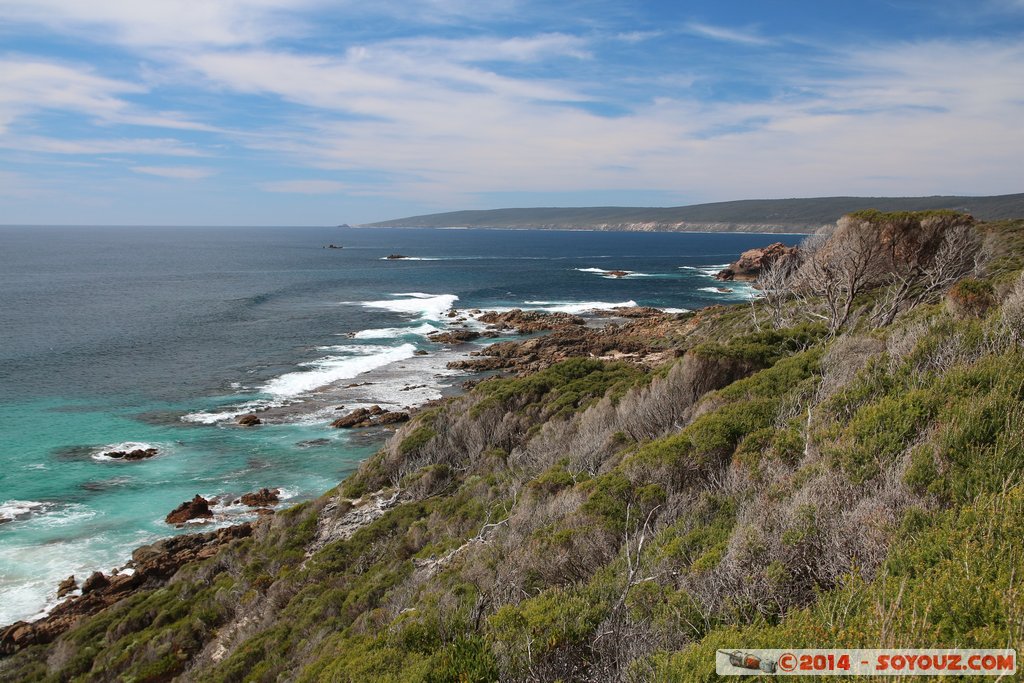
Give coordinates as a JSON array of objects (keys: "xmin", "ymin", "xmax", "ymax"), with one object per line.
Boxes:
[{"xmin": 0, "ymin": 225, "xmax": 800, "ymax": 623}]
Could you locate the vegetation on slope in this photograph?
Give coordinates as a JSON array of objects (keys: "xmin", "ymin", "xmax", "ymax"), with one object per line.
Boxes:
[{"xmin": 3, "ymin": 211, "xmax": 1024, "ymax": 682}]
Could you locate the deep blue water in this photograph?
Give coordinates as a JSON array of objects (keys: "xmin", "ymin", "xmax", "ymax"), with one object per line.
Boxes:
[{"xmin": 0, "ymin": 225, "xmax": 799, "ymax": 622}]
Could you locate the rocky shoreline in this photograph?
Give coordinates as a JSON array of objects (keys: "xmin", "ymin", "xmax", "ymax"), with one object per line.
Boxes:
[{"xmin": 0, "ymin": 303, "xmax": 694, "ymax": 656}]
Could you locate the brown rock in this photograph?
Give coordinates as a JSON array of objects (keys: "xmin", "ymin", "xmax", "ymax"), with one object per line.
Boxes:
[
  {"xmin": 164, "ymin": 495, "xmax": 214, "ymax": 525},
  {"xmin": 385, "ymin": 254, "xmax": 408, "ymax": 259},
  {"xmin": 239, "ymin": 487, "xmax": 281, "ymax": 507},
  {"xmin": 331, "ymin": 405, "xmax": 409, "ymax": 428},
  {"xmin": 606, "ymin": 270, "xmax": 630, "ymax": 277},
  {"xmin": 57, "ymin": 575, "xmax": 77, "ymax": 598},
  {"xmin": 237, "ymin": 414, "xmax": 262, "ymax": 426},
  {"xmin": 81, "ymin": 571, "xmax": 109, "ymax": 594},
  {"xmin": 374, "ymin": 411, "xmax": 410, "ymax": 425},
  {"xmin": 427, "ymin": 329, "xmax": 481, "ymax": 344}
]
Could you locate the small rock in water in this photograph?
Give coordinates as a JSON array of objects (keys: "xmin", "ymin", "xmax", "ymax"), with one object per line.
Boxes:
[
  {"xmin": 239, "ymin": 488, "xmax": 281, "ymax": 507},
  {"xmin": 414, "ymin": 349, "xmax": 428, "ymax": 355},
  {"xmin": 106, "ymin": 447, "xmax": 159, "ymax": 460},
  {"xmin": 237, "ymin": 414, "xmax": 261, "ymax": 426}
]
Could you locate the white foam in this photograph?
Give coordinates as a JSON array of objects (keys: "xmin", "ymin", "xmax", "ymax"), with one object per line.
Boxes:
[
  {"xmin": 261, "ymin": 343, "xmax": 418, "ymax": 397},
  {"xmin": 680, "ymin": 263, "xmax": 731, "ymax": 277},
  {"xmin": 359, "ymin": 293, "xmax": 459, "ymax": 319},
  {"xmin": 181, "ymin": 400, "xmax": 276, "ymax": 425},
  {"xmin": 661, "ymin": 307, "xmax": 690, "ymax": 314},
  {"xmin": 0, "ymin": 500, "xmax": 48, "ymax": 522},
  {"xmin": 352, "ymin": 322, "xmax": 441, "ymax": 339},
  {"xmin": 575, "ymin": 267, "xmax": 616, "ymax": 274},
  {"xmin": 378, "ymin": 256, "xmax": 441, "ymax": 261},
  {"xmin": 520, "ymin": 300, "xmax": 638, "ymax": 314}
]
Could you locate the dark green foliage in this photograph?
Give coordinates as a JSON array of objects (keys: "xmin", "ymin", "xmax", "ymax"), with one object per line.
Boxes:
[
  {"xmin": 399, "ymin": 425, "xmax": 437, "ymax": 456},
  {"xmin": 473, "ymin": 357, "xmax": 644, "ymax": 418},
  {"xmin": 690, "ymin": 324, "xmax": 825, "ymax": 369}
]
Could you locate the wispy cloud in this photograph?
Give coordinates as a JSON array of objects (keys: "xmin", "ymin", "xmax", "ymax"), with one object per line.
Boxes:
[
  {"xmin": 684, "ymin": 22, "xmax": 774, "ymax": 46},
  {"xmin": 0, "ymin": 135, "xmax": 205, "ymax": 156},
  {"xmin": 131, "ymin": 165, "xmax": 216, "ymax": 179},
  {"xmin": 260, "ymin": 179, "xmax": 350, "ymax": 194}
]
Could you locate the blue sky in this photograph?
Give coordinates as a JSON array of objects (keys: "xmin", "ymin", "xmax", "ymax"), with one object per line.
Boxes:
[{"xmin": 1, "ymin": 0, "xmax": 1022, "ymax": 225}]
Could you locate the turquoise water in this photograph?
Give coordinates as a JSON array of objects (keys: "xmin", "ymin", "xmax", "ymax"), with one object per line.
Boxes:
[{"xmin": 0, "ymin": 226, "xmax": 799, "ymax": 622}]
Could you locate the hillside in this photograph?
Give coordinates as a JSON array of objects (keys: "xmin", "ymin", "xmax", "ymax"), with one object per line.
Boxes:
[
  {"xmin": 365, "ymin": 193, "xmax": 1024, "ymax": 233},
  {"xmin": 3, "ymin": 214, "xmax": 1024, "ymax": 682}
]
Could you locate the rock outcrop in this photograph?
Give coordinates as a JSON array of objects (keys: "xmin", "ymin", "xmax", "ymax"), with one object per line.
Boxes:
[
  {"xmin": 165, "ymin": 495, "xmax": 214, "ymax": 525},
  {"xmin": 715, "ymin": 242, "xmax": 799, "ymax": 281},
  {"xmin": 477, "ymin": 309, "xmax": 586, "ymax": 334},
  {"xmin": 330, "ymin": 406, "xmax": 410, "ymax": 429},
  {"xmin": 427, "ymin": 329, "xmax": 481, "ymax": 344},
  {"xmin": 237, "ymin": 414, "xmax": 262, "ymax": 426},
  {"xmin": 449, "ymin": 308, "xmax": 678, "ymax": 376}
]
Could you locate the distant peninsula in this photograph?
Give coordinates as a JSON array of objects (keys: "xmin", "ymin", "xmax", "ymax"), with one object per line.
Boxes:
[{"xmin": 364, "ymin": 192, "xmax": 1024, "ymax": 233}]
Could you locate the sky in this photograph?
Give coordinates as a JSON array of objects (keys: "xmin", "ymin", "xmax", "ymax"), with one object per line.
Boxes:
[{"xmin": 1, "ymin": 1, "xmax": 1023, "ymax": 225}]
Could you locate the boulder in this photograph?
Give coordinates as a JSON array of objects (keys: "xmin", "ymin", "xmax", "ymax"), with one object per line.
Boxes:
[
  {"xmin": 239, "ymin": 488, "xmax": 281, "ymax": 507},
  {"xmin": 165, "ymin": 495, "xmax": 214, "ymax": 525},
  {"xmin": 237, "ymin": 414, "xmax": 262, "ymax": 426},
  {"xmin": 81, "ymin": 572, "xmax": 109, "ymax": 594}
]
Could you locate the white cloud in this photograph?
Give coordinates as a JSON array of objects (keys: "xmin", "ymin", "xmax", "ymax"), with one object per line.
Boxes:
[
  {"xmin": 132, "ymin": 165, "xmax": 216, "ymax": 179},
  {"xmin": 215, "ymin": 37, "xmax": 1024, "ymax": 206},
  {"xmin": 260, "ymin": 179, "xmax": 349, "ymax": 194}
]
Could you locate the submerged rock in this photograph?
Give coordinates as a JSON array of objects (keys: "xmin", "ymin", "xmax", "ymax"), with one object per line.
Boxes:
[
  {"xmin": 385, "ymin": 254, "xmax": 409, "ymax": 260},
  {"xmin": 165, "ymin": 495, "xmax": 214, "ymax": 525}
]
